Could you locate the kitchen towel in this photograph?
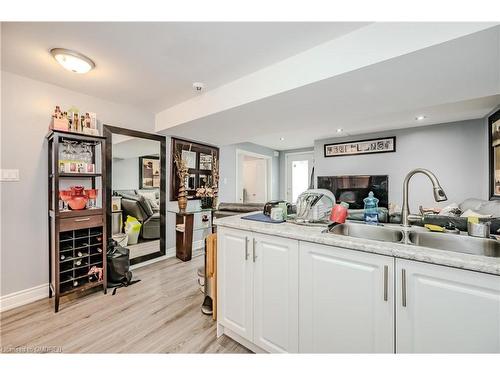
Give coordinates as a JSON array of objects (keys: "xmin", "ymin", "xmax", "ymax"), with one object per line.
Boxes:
[{"xmin": 241, "ymin": 213, "xmax": 285, "ymax": 223}]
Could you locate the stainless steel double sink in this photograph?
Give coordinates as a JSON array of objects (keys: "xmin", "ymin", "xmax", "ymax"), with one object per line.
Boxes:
[{"xmin": 327, "ymin": 222, "xmax": 500, "ymax": 258}]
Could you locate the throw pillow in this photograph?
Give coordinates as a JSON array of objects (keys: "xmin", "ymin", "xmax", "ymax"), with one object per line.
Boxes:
[{"xmin": 138, "ymin": 191, "xmax": 159, "ymax": 211}]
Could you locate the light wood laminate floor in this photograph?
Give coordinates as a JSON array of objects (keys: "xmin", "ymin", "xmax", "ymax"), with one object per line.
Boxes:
[{"xmin": 0, "ymin": 255, "xmax": 251, "ymax": 353}]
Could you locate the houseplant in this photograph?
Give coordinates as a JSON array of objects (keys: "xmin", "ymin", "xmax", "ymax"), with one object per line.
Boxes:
[{"xmin": 196, "ymin": 186, "xmax": 215, "ymax": 209}]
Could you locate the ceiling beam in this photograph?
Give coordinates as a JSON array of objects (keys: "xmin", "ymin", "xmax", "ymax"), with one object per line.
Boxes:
[{"xmin": 155, "ymin": 22, "xmax": 498, "ymax": 133}]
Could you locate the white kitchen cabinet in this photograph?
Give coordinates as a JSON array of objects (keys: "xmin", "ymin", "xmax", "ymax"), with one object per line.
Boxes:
[
  {"xmin": 217, "ymin": 227, "xmax": 253, "ymax": 341},
  {"xmin": 217, "ymin": 227, "xmax": 299, "ymax": 353},
  {"xmin": 299, "ymin": 241, "xmax": 394, "ymax": 353},
  {"xmin": 253, "ymin": 233, "xmax": 299, "ymax": 353},
  {"xmin": 396, "ymin": 259, "xmax": 500, "ymax": 353}
]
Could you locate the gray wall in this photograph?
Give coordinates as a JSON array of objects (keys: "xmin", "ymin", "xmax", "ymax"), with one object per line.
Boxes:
[
  {"xmin": 314, "ymin": 119, "xmax": 489, "ymax": 212},
  {"xmin": 0, "ymin": 71, "xmax": 156, "ymax": 296},
  {"xmin": 219, "ymin": 142, "xmax": 279, "ymax": 203},
  {"xmin": 112, "ymin": 157, "xmax": 139, "ymax": 190}
]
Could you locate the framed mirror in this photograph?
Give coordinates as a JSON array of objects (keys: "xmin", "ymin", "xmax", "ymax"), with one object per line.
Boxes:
[
  {"xmin": 103, "ymin": 125, "xmax": 166, "ymax": 265},
  {"xmin": 489, "ymin": 109, "xmax": 500, "ymax": 200}
]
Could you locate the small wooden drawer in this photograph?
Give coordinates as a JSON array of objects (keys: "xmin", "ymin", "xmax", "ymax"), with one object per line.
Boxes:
[{"xmin": 60, "ymin": 215, "xmax": 103, "ymax": 231}]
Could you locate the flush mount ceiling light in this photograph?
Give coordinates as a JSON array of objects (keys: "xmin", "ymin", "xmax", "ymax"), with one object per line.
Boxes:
[
  {"xmin": 50, "ymin": 48, "xmax": 95, "ymax": 74},
  {"xmin": 336, "ymin": 128, "xmax": 344, "ymax": 133},
  {"xmin": 415, "ymin": 115, "xmax": 427, "ymax": 121},
  {"xmin": 280, "ymin": 137, "xmax": 285, "ymax": 141}
]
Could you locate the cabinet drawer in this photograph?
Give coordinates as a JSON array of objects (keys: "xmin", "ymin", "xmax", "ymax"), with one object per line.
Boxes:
[{"xmin": 60, "ymin": 214, "xmax": 103, "ymax": 231}]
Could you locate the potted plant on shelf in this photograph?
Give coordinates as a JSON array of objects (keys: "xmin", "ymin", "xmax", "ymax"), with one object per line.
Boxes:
[
  {"xmin": 174, "ymin": 151, "xmax": 189, "ymax": 211},
  {"xmin": 196, "ymin": 186, "xmax": 215, "ymax": 209}
]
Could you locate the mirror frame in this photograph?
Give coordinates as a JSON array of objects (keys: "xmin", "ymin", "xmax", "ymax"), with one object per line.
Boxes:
[
  {"xmin": 488, "ymin": 109, "xmax": 500, "ymax": 200},
  {"xmin": 103, "ymin": 125, "xmax": 167, "ymax": 265}
]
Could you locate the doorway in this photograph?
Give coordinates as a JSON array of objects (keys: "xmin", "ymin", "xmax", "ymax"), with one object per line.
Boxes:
[
  {"xmin": 236, "ymin": 149, "xmax": 272, "ymax": 203},
  {"xmin": 285, "ymin": 151, "xmax": 314, "ymax": 203}
]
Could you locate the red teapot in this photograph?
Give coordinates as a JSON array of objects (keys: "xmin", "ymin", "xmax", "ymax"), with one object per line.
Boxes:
[{"xmin": 68, "ymin": 186, "xmax": 88, "ymax": 210}]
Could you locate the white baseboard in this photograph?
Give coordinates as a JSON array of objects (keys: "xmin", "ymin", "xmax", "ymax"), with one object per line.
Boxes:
[{"xmin": 0, "ymin": 284, "xmax": 48, "ymax": 312}]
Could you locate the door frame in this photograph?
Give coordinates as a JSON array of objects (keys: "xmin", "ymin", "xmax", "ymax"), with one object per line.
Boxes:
[
  {"xmin": 235, "ymin": 149, "xmax": 272, "ymax": 203},
  {"xmin": 284, "ymin": 151, "xmax": 314, "ymax": 203}
]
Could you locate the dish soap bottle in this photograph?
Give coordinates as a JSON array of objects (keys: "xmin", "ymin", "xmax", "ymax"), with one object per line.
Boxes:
[{"xmin": 363, "ymin": 191, "xmax": 379, "ymax": 224}]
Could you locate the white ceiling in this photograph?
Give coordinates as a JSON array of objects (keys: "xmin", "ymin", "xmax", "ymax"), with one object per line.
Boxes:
[
  {"xmin": 159, "ymin": 26, "xmax": 500, "ymax": 149},
  {"xmin": 1, "ymin": 22, "xmax": 369, "ymax": 112},
  {"xmin": 112, "ymin": 137, "xmax": 160, "ymax": 159},
  {"xmin": 2, "ymin": 22, "xmax": 499, "ymax": 150}
]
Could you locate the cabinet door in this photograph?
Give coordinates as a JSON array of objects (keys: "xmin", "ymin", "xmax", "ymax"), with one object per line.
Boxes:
[
  {"xmin": 253, "ymin": 233, "xmax": 299, "ymax": 353},
  {"xmin": 299, "ymin": 242, "xmax": 394, "ymax": 353},
  {"xmin": 217, "ymin": 227, "xmax": 253, "ymax": 341},
  {"xmin": 396, "ymin": 259, "xmax": 500, "ymax": 353}
]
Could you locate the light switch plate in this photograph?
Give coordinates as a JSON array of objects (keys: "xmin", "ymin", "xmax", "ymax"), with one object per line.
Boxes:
[{"xmin": 0, "ymin": 169, "xmax": 20, "ymax": 181}]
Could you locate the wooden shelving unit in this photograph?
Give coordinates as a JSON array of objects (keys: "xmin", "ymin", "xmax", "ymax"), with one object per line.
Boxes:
[{"xmin": 47, "ymin": 130, "xmax": 107, "ymax": 312}]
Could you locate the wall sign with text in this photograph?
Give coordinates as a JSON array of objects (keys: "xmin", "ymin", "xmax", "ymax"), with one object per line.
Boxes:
[{"xmin": 324, "ymin": 136, "xmax": 396, "ymax": 158}]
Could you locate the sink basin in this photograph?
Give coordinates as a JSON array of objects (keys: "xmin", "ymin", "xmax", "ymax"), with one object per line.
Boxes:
[
  {"xmin": 328, "ymin": 222, "xmax": 404, "ymax": 243},
  {"xmin": 408, "ymin": 231, "xmax": 500, "ymax": 257}
]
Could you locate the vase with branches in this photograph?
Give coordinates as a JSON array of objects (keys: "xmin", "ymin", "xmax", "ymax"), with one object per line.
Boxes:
[{"xmin": 174, "ymin": 151, "xmax": 189, "ymax": 211}]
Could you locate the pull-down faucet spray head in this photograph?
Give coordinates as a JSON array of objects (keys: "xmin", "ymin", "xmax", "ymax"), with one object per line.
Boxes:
[{"xmin": 433, "ymin": 186, "xmax": 447, "ymax": 202}]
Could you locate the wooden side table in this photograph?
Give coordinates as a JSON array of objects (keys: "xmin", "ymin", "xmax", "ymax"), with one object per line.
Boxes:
[
  {"xmin": 175, "ymin": 212, "xmax": 194, "ymax": 261},
  {"xmin": 173, "ymin": 208, "xmax": 214, "ymax": 262}
]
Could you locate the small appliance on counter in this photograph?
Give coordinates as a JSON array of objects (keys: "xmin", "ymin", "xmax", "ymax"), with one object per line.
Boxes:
[
  {"xmin": 263, "ymin": 200, "xmax": 292, "ymax": 217},
  {"xmin": 294, "ymin": 189, "xmax": 336, "ymax": 224}
]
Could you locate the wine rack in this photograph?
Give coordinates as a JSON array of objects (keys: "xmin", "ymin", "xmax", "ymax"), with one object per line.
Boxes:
[
  {"xmin": 47, "ymin": 130, "xmax": 107, "ymax": 312},
  {"xmin": 58, "ymin": 227, "xmax": 104, "ymax": 294}
]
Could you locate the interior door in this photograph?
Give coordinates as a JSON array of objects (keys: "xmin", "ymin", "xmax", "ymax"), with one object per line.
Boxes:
[
  {"xmin": 217, "ymin": 227, "xmax": 253, "ymax": 341},
  {"xmin": 286, "ymin": 152, "xmax": 313, "ymax": 203},
  {"xmin": 299, "ymin": 241, "xmax": 394, "ymax": 353},
  {"xmin": 253, "ymin": 233, "xmax": 299, "ymax": 353},
  {"xmin": 396, "ymin": 259, "xmax": 500, "ymax": 353}
]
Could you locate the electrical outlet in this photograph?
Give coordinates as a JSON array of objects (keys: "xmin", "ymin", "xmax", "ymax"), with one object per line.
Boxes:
[{"xmin": 0, "ymin": 169, "xmax": 20, "ymax": 182}]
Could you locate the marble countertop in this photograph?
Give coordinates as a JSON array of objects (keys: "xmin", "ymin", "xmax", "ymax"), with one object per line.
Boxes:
[{"xmin": 214, "ymin": 213, "xmax": 500, "ymax": 276}]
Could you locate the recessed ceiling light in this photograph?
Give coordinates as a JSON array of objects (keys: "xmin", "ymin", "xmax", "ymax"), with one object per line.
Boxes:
[
  {"xmin": 280, "ymin": 137, "xmax": 285, "ymax": 141},
  {"xmin": 50, "ymin": 48, "xmax": 95, "ymax": 74},
  {"xmin": 415, "ymin": 115, "xmax": 426, "ymax": 121},
  {"xmin": 336, "ymin": 128, "xmax": 343, "ymax": 133}
]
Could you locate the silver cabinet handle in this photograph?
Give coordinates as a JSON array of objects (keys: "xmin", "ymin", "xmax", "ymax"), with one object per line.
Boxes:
[
  {"xmin": 74, "ymin": 217, "xmax": 90, "ymax": 222},
  {"xmin": 252, "ymin": 238, "xmax": 257, "ymax": 262},
  {"xmin": 383, "ymin": 265, "xmax": 388, "ymax": 301},
  {"xmin": 245, "ymin": 237, "xmax": 249, "ymax": 260},
  {"xmin": 402, "ymin": 268, "xmax": 407, "ymax": 307}
]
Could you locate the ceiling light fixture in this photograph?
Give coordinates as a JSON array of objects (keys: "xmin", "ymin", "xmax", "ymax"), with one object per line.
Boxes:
[
  {"xmin": 415, "ymin": 115, "xmax": 426, "ymax": 121},
  {"xmin": 336, "ymin": 128, "xmax": 343, "ymax": 133},
  {"xmin": 280, "ymin": 137, "xmax": 285, "ymax": 141},
  {"xmin": 50, "ymin": 48, "xmax": 95, "ymax": 74}
]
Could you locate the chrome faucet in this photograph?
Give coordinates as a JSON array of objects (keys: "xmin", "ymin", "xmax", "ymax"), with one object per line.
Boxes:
[{"xmin": 401, "ymin": 168, "xmax": 448, "ymax": 227}]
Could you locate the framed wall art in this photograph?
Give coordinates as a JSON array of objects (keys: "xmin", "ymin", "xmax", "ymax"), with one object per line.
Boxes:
[
  {"xmin": 489, "ymin": 109, "xmax": 500, "ymax": 200},
  {"xmin": 324, "ymin": 136, "xmax": 396, "ymax": 158},
  {"xmin": 170, "ymin": 137, "xmax": 219, "ymax": 201},
  {"xmin": 139, "ymin": 155, "xmax": 161, "ymax": 189},
  {"xmin": 199, "ymin": 153, "xmax": 213, "ymax": 170}
]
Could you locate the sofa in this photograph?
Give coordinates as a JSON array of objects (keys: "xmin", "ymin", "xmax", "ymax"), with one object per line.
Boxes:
[
  {"xmin": 214, "ymin": 202, "xmax": 265, "ymax": 219},
  {"xmin": 114, "ymin": 189, "xmax": 160, "ymax": 240}
]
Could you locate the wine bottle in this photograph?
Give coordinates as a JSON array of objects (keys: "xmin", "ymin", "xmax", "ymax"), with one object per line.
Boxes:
[
  {"xmin": 97, "ymin": 247, "xmax": 103, "ymax": 253},
  {"xmin": 73, "ymin": 280, "xmax": 79, "ymax": 287},
  {"xmin": 74, "ymin": 259, "xmax": 82, "ymax": 267},
  {"xmin": 60, "ymin": 254, "xmax": 66, "ymax": 261},
  {"xmin": 77, "ymin": 250, "xmax": 84, "ymax": 257}
]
